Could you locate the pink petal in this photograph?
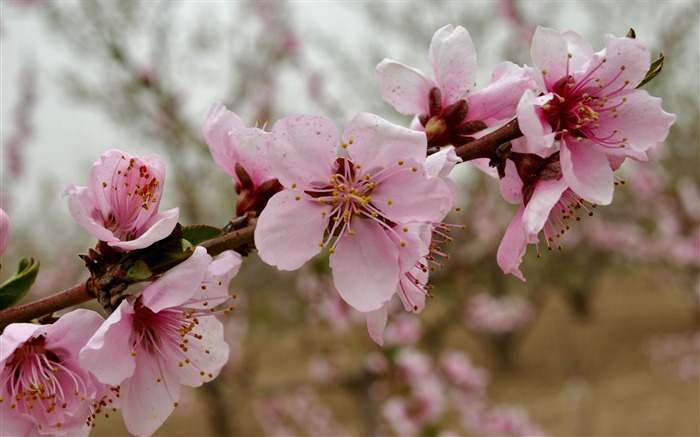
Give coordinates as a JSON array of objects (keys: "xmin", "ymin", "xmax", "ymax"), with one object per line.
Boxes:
[
  {"xmin": 330, "ymin": 220, "xmax": 400, "ymax": 312},
  {"xmin": 582, "ymin": 35, "xmax": 649, "ymax": 91},
  {"xmin": 561, "ymin": 30, "xmax": 594, "ymax": 71},
  {"xmin": 177, "ymin": 317, "xmax": 229, "ymax": 387},
  {"xmin": 141, "ymin": 246, "xmax": 211, "ymax": 312},
  {"xmin": 394, "ymin": 222, "xmax": 431, "ymax": 273},
  {"xmin": 0, "ymin": 208, "xmax": 10, "ymax": 257},
  {"xmin": 109, "ymin": 207, "xmax": 179, "ymax": 250},
  {"xmin": 366, "ymin": 305, "xmax": 389, "ymax": 346},
  {"xmin": 45, "ymin": 309, "xmax": 105, "ymax": 356},
  {"xmin": 120, "ymin": 350, "xmax": 181, "ymax": 437},
  {"xmin": 255, "ymin": 190, "xmax": 328, "ymax": 271},
  {"xmin": 468, "ymin": 158, "xmax": 499, "ymax": 178},
  {"xmin": 496, "ymin": 207, "xmax": 527, "ymax": 281},
  {"xmin": 375, "ymin": 59, "xmax": 435, "ymax": 115},
  {"xmin": 202, "ymin": 103, "xmax": 246, "ymax": 179},
  {"xmin": 424, "ymin": 146, "xmax": 461, "ymax": 178},
  {"xmin": 62, "ymin": 184, "xmax": 120, "ymax": 244},
  {"xmin": 80, "ymin": 302, "xmax": 136, "ymax": 386},
  {"xmin": 499, "ymin": 161, "xmax": 524, "ymax": 204},
  {"xmin": 0, "ymin": 403, "xmax": 33, "ymax": 437},
  {"xmin": 466, "ymin": 62, "xmax": 536, "ymax": 124},
  {"xmin": 561, "ymin": 140, "xmax": 614, "ymax": 205},
  {"xmin": 228, "ymin": 128, "xmax": 275, "ymax": 184},
  {"xmin": 187, "ymin": 250, "xmax": 242, "ymax": 307},
  {"xmin": 596, "ymin": 90, "xmax": 675, "ymax": 153},
  {"xmin": 531, "ymin": 26, "xmax": 571, "ymax": 90},
  {"xmin": 515, "ymin": 89, "xmax": 555, "ymax": 154},
  {"xmin": 267, "ymin": 115, "xmax": 338, "ymax": 188},
  {"xmin": 341, "ymin": 112, "xmax": 427, "ymax": 172},
  {"xmin": 397, "ymin": 263, "xmax": 429, "ymax": 313},
  {"xmin": 0, "ymin": 323, "xmax": 42, "ymax": 367},
  {"xmin": 522, "ymin": 178, "xmax": 568, "ymax": 238},
  {"xmin": 371, "ymin": 161, "xmax": 453, "ymax": 223},
  {"xmin": 428, "ymin": 25, "xmax": 476, "ymax": 105}
]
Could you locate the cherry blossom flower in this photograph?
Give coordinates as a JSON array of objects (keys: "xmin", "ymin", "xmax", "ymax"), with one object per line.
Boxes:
[
  {"xmin": 62, "ymin": 149, "xmax": 179, "ymax": 251},
  {"xmin": 0, "ymin": 309, "xmax": 112, "ymax": 436},
  {"xmin": 0, "ymin": 208, "xmax": 9, "ymax": 257},
  {"xmin": 497, "ymin": 159, "xmax": 592, "ymax": 280},
  {"xmin": 517, "ymin": 26, "xmax": 676, "ymax": 205},
  {"xmin": 376, "ymin": 24, "xmax": 535, "ymax": 148},
  {"xmin": 203, "ymin": 102, "xmax": 282, "ymax": 217},
  {"xmin": 79, "ymin": 247, "xmax": 241, "ymax": 436},
  {"xmin": 463, "ymin": 293, "xmax": 534, "ymax": 334},
  {"xmin": 255, "ymin": 112, "xmax": 453, "ymax": 313}
]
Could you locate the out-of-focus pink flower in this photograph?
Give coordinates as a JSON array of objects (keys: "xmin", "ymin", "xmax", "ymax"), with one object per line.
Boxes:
[
  {"xmin": 255, "ymin": 112, "xmax": 452, "ymax": 314},
  {"xmin": 440, "ymin": 350, "xmax": 490, "ymax": 395},
  {"xmin": 463, "ymin": 293, "xmax": 534, "ymax": 334},
  {"xmin": 463, "ymin": 403, "xmax": 546, "ymax": 437},
  {"xmin": 80, "ymin": 247, "xmax": 240, "ymax": 436},
  {"xmin": 383, "ymin": 314, "xmax": 423, "ymax": 347},
  {"xmin": 62, "ymin": 149, "xmax": 179, "ymax": 251},
  {"xmin": 0, "ymin": 208, "xmax": 9, "ymax": 257},
  {"xmin": 517, "ymin": 26, "xmax": 675, "ymax": 205},
  {"xmin": 0, "ymin": 309, "xmax": 112, "ymax": 436},
  {"xmin": 376, "ymin": 24, "xmax": 535, "ymax": 148}
]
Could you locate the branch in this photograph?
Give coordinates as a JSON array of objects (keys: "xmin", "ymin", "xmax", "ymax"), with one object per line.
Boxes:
[
  {"xmin": 0, "ymin": 223, "xmax": 258, "ymax": 331},
  {"xmin": 453, "ymin": 118, "xmax": 522, "ymax": 162},
  {"xmin": 0, "ymin": 282, "xmax": 93, "ymax": 332}
]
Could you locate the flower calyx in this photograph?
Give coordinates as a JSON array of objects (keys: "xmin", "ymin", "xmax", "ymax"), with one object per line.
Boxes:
[
  {"xmin": 419, "ymin": 87, "xmax": 487, "ymax": 150},
  {"xmin": 509, "ymin": 151, "xmax": 563, "ymax": 206},
  {"xmin": 233, "ymin": 163, "xmax": 284, "ymax": 218}
]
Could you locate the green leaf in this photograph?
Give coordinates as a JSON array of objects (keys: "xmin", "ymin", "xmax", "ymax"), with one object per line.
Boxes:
[
  {"xmin": 125, "ymin": 259, "xmax": 153, "ymax": 282},
  {"xmin": 637, "ymin": 53, "xmax": 664, "ymax": 89},
  {"xmin": 0, "ymin": 258, "xmax": 40, "ymax": 310},
  {"xmin": 183, "ymin": 225, "xmax": 225, "ymax": 246}
]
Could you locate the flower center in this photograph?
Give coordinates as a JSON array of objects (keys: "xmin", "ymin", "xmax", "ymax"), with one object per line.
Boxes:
[
  {"xmin": 1, "ymin": 336, "xmax": 91, "ymax": 430},
  {"xmin": 102, "ymin": 156, "xmax": 162, "ymax": 240},
  {"xmin": 542, "ymin": 55, "xmax": 632, "ymax": 149}
]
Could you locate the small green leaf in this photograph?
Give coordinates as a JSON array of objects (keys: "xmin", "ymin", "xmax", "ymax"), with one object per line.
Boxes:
[
  {"xmin": 0, "ymin": 258, "xmax": 40, "ymax": 310},
  {"xmin": 125, "ymin": 260, "xmax": 153, "ymax": 282},
  {"xmin": 183, "ymin": 225, "xmax": 225, "ymax": 246},
  {"xmin": 637, "ymin": 53, "xmax": 664, "ymax": 89}
]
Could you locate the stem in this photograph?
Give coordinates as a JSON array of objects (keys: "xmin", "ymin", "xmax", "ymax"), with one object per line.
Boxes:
[
  {"xmin": 0, "ymin": 282, "xmax": 93, "ymax": 331},
  {"xmin": 453, "ymin": 118, "xmax": 522, "ymax": 162},
  {"xmin": 0, "ymin": 223, "xmax": 258, "ymax": 331}
]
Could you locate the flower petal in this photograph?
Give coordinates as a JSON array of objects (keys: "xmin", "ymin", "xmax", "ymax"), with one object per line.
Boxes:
[
  {"xmin": 496, "ymin": 207, "xmax": 527, "ymax": 281},
  {"xmin": 0, "ymin": 323, "xmax": 42, "ymax": 367},
  {"xmin": 202, "ymin": 102, "xmax": 246, "ymax": 181},
  {"xmin": 583, "ymin": 34, "xmax": 649, "ymax": 91},
  {"xmin": 141, "ymin": 246, "xmax": 211, "ymax": 313},
  {"xmin": 109, "ymin": 207, "xmax": 179, "ymax": 251},
  {"xmin": 342, "ymin": 112, "xmax": 427, "ymax": 172},
  {"xmin": 62, "ymin": 184, "xmax": 120, "ymax": 244},
  {"xmin": 0, "ymin": 209, "xmax": 10, "ymax": 257},
  {"xmin": 330, "ymin": 220, "xmax": 400, "ymax": 312},
  {"xmin": 397, "ymin": 263, "xmax": 429, "ymax": 313},
  {"xmin": 177, "ymin": 317, "xmax": 229, "ymax": 387},
  {"xmin": 515, "ymin": 89, "xmax": 555, "ymax": 154},
  {"xmin": 531, "ymin": 26, "xmax": 571, "ymax": 90},
  {"xmin": 366, "ymin": 305, "xmax": 389, "ymax": 346},
  {"xmin": 522, "ymin": 178, "xmax": 568, "ymax": 238},
  {"xmin": 371, "ymin": 161, "xmax": 453, "ymax": 223},
  {"xmin": 428, "ymin": 25, "xmax": 476, "ymax": 105},
  {"xmin": 267, "ymin": 115, "xmax": 338, "ymax": 188},
  {"xmin": 80, "ymin": 302, "xmax": 136, "ymax": 386},
  {"xmin": 45, "ymin": 309, "xmax": 105, "ymax": 357},
  {"xmin": 466, "ymin": 62, "xmax": 536, "ymax": 125},
  {"xmin": 120, "ymin": 350, "xmax": 181, "ymax": 437},
  {"xmin": 375, "ymin": 59, "xmax": 435, "ymax": 115},
  {"xmin": 561, "ymin": 140, "xmax": 614, "ymax": 205},
  {"xmin": 499, "ymin": 161, "xmax": 524, "ymax": 205},
  {"xmin": 255, "ymin": 190, "xmax": 328, "ymax": 271}
]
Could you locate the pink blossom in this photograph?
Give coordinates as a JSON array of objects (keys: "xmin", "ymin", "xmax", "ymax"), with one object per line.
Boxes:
[
  {"xmin": 376, "ymin": 24, "xmax": 535, "ymax": 148},
  {"xmin": 62, "ymin": 149, "xmax": 179, "ymax": 251},
  {"xmin": 255, "ymin": 112, "xmax": 453, "ymax": 313},
  {"xmin": 463, "ymin": 293, "xmax": 534, "ymax": 334},
  {"xmin": 440, "ymin": 351, "xmax": 489, "ymax": 395},
  {"xmin": 0, "ymin": 309, "xmax": 113, "ymax": 436},
  {"xmin": 0, "ymin": 208, "xmax": 9, "ymax": 257},
  {"xmin": 80, "ymin": 247, "xmax": 241, "ymax": 436},
  {"xmin": 497, "ymin": 159, "xmax": 591, "ymax": 280},
  {"xmin": 517, "ymin": 26, "xmax": 676, "ymax": 205}
]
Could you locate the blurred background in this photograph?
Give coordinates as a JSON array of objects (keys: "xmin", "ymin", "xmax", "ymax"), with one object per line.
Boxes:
[{"xmin": 1, "ymin": 1, "xmax": 698, "ymax": 435}]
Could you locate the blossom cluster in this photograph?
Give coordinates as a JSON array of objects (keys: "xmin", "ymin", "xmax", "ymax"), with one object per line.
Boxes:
[{"xmin": 0, "ymin": 22, "xmax": 676, "ymax": 437}]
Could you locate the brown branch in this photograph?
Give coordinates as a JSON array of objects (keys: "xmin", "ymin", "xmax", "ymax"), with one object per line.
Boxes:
[
  {"xmin": 453, "ymin": 118, "xmax": 522, "ymax": 162},
  {"xmin": 0, "ymin": 282, "xmax": 94, "ymax": 332}
]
